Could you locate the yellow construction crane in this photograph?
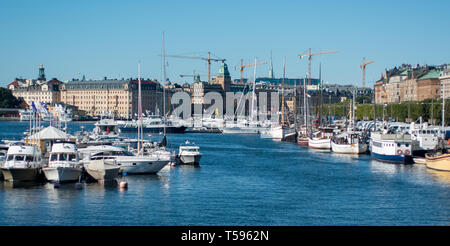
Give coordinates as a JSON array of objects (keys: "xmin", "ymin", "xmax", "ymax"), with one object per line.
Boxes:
[
  {"xmin": 360, "ymin": 57, "xmax": 374, "ymax": 88},
  {"xmin": 162, "ymin": 52, "xmax": 225, "ymax": 83},
  {"xmin": 233, "ymin": 60, "xmax": 267, "ymax": 84},
  {"xmin": 297, "ymin": 49, "xmax": 338, "ymax": 85}
]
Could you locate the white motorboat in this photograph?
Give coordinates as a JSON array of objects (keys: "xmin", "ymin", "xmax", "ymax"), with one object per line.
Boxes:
[
  {"xmin": 85, "ymin": 159, "xmax": 120, "ymax": 181},
  {"xmin": 263, "ymin": 124, "xmax": 296, "ymax": 141},
  {"xmin": 1, "ymin": 144, "xmax": 44, "ymax": 182},
  {"xmin": 331, "ymin": 132, "xmax": 368, "ymax": 154},
  {"xmin": 42, "ymin": 141, "xmax": 83, "ymax": 183},
  {"xmin": 79, "ymin": 145, "xmax": 169, "ymax": 175},
  {"xmin": 177, "ymin": 140, "xmax": 202, "ymax": 165}
]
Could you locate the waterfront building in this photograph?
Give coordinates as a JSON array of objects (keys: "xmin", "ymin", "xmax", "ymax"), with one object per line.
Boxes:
[
  {"xmin": 374, "ymin": 64, "xmax": 448, "ymax": 104},
  {"xmin": 416, "ymin": 69, "xmax": 442, "ymax": 101},
  {"xmin": 60, "ymin": 78, "xmax": 164, "ymax": 119},
  {"xmin": 440, "ymin": 69, "xmax": 450, "ymax": 99}
]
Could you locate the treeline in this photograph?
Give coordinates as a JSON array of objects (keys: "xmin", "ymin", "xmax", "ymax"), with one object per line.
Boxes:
[
  {"xmin": 320, "ymin": 98, "xmax": 450, "ymax": 125},
  {"xmin": 0, "ymin": 87, "xmax": 23, "ymax": 108}
]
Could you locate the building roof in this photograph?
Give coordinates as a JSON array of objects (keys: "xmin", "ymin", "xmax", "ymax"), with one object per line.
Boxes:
[
  {"xmin": 418, "ymin": 69, "xmax": 441, "ymax": 80},
  {"xmin": 27, "ymin": 126, "xmax": 72, "ymax": 140},
  {"xmin": 8, "ymin": 80, "xmax": 19, "ymax": 87}
]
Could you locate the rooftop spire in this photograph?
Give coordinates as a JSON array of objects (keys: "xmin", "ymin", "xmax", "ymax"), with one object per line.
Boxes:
[{"xmin": 269, "ymin": 51, "xmax": 274, "ymax": 79}]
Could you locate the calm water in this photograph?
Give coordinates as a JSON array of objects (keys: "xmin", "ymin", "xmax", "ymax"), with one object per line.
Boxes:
[{"xmin": 0, "ymin": 121, "xmax": 449, "ymax": 226}]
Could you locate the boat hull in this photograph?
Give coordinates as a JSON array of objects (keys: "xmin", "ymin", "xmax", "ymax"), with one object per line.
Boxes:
[
  {"xmin": 119, "ymin": 126, "xmax": 187, "ymax": 134},
  {"xmin": 42, "ymin": 167, "xmax": 82, "ymax": 183},
  {"xmin": 331, "ymin": 141, "xmax": 368, "ymax": 154},
  {"xmin": 119, "ymin": 160, "xmax": 169, "ymax": 174},
  {"xmin": 308, "ymin": 138, "xmax": 331, "ymax": 149},
  {"xmin": 297, "ymin": 137, "xmax": 309, "ymax": 146},
  {"xmin": 178, "ymin": 154, "xmax": 202, "ymax": 165},
  {"xmin": 371, "ymin": 152, "xmax": 412, "ymax": 164},
  {"xmin": 425, "ymin": 153, "xmax": 450, "ymax": 171},
  {"xmin": 1, "ymin": 167, "xmax": 40, "ymax": 182},
  {"xmin": 221, "ymin": 127, "xmax": 259, "ymax": 134}
]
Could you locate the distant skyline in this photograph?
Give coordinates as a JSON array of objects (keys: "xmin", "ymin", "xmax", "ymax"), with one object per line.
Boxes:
[{"xmin": 1, "ymin": 0, "xmax": 449, "ymax": 87}]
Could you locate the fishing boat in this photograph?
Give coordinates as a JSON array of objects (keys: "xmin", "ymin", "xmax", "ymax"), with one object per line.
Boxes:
[
  {"xmin": 331, "ymin": 132, "xmax": 368, "ymax": 154},
  {"xmin": 1, "ymin": 144, "xmax": 44, "ymax": 182},
  {"xmin": 425, "ymin": 152, "xmax": 450, "ymax": 171},
  {"xmin": 308, "ymin": 127, "xmax": 334, "ymax": 149},
  {"xmin": 177, "ymin": 140, "xmax": 202, "ymax": 165},
  {"xmin": 42, "ymin": 141, "xmax": 83, "ymax": 183},
  {"xmin": 370, "ymin": 132, "xmax": 413, "ymax": 164}
]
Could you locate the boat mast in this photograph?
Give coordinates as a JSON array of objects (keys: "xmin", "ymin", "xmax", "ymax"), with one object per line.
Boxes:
[
  {"xmin": 318, "ymin": 63, "xmax": 321, "ymax": 127},
  {"xmin": 442, "ymin": 80, "xmax": 446, "ymax": 138},
  {"xmin": 281, "ymin": 57, "xmax": 286, "ymax": 126},
  {"xmin": 162, "ymin": 32, "xmax": 167, "ymax": 136},
  {"xmin": 137, "ymin": 62, "xmax": 143, "ymax": 155},
  {"xmin": 303, "ymin": 76, "xmax": 307, "ymax": 130},
  {"xmin": 251, "ymin": 57, "xmax": 257, "ymax": 122}
]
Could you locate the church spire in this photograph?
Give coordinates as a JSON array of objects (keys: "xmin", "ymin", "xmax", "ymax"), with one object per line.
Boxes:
[{"xmin": 269, "ymin": 51, "xmax": 274, "ymax": 79}]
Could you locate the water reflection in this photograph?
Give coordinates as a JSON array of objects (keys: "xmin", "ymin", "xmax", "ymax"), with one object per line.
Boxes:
[
  {"xmin": 369, "ymin": 160, "xmax": 414, "ymax": 176},
  {"xmin": 426, "ymin": 169, "xmax": 450, "ymax": 184},
  {"xmin": 0, "ymin": 181, "xmax": 45, "ymax": 189}
]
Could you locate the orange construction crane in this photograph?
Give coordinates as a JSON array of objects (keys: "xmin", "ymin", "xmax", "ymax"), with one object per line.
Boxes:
[
  {"xmin": 162, "ymin": 52, "xmax": 225, "ymax": 83},
  {"xmin": 360, "ymin": 57, "xmax": 374, "ymax": 88},
  {"xmin": 233, "ymin": 60, "xmax": 267, "ymax": 84},
  {"xmin": 297, "ymin": 49, "xmax": 338, "ymax": 85}
]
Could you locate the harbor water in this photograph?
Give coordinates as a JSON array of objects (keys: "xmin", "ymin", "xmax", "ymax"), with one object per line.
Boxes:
[{"xmin": 0, "ymin": 121, "xmax": 449, "ymax": 225}]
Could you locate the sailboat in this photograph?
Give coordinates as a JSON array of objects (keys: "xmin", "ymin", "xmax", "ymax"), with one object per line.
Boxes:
[
  {"xmin": 331, "ymin": 93, "xmax": 368, "ymax": 154},
  {"xmin": 222, "ymin": 58, "xmax": 265, "ymax": 134},
  {"xmin": 265, "ymin": 57, "xmax": 296, "ymax": 141},
  {"xmin": 297, "ymin": 76, "xmax": 309, "ymax": 146}
]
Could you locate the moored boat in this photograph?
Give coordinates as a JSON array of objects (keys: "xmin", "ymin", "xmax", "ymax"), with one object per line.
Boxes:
[
  {"xmin": 1, "ymin": 145, "xmax": 44, "ymax": 182},
  {"xmin": 425, "ymin": 152, "xmax": 450, "ymax": 171},
  {"xmin": 85, "ymin": 159, "xmax": 120, "ymax": 181},
  {"xmin": 331, "ymin": 132, "xmax": 368, "ymax": 154},
  {"xmin": 42, "ymin": 141, "xmax": 83, "ymax": 183},
  {"xmin": 308, "ymin": 128, "xmax": 334, "ymax": 150},
  {"xmin": 370, "ymin": 132, "xmax": 413, "ymax": 164},
  {"xmin": 177, "ymin": 140, "xmax": 202, "ymax": 165}
]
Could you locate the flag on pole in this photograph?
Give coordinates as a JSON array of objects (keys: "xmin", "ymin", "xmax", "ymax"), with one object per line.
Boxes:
[{"xmin": 31, "ymin": 102, "xmax": 37, "ymax": 113}]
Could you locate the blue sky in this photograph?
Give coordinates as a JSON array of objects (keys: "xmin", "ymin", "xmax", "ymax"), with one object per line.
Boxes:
[{"xmin": 1, "ymin": 0, "xmax": 449, "ymax": 87}]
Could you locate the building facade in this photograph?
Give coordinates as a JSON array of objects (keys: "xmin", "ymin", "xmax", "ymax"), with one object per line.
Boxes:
[{"xmin": 60, "ymin": 79, "xmax": 164, "ymax": 119}]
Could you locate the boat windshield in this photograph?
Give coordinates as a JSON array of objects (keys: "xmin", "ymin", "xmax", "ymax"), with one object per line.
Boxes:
[
  {"xmin": 7, "ymin": 155, "xmax": 13, "ymax": 161},
  {"xmin": 14, "ymin": 155, "xmax": 25, "ymax": 161}
]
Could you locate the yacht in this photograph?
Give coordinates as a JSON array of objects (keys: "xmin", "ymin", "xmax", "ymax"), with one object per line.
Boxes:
[
  {"xmin": 19, "ymin": 109, "xmax": 33, "ymax": 121},
  {"xmin": 118, "ymin": 115, "xmax": 187, "ymax": 134},
  {"xmin": 1, "ymin": 144, "xmax": 44, "ymax": 182},
  {"xmin": 42, "ymin": 141, "xmax": 83, "ymax": 183},
  {"xmin": 221, "ymin": 120, "xmax": 262, "ymax": 134},
  {"xmin": 177, "ymin": 140, "xmax": 202, "ymax": 165},
  {"xmin": 370, "ymin": 132, "xmax": 413, "ymax": 164},
  {"xmin": 331, "ymin": 132, "xmax": 368, "ymax": 154},
  {"xmin": 79, "ymin": 145, "xmax": 169, "ymax": 175}
]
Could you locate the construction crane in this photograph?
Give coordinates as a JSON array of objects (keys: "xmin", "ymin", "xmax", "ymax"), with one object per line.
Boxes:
[
  {"xmin": 162, "ymin": 52, "xmax": 225, "ymax": 83},
  {"xmin": 297, "ymin": 49, "xmax": 338, "ymax": 85},
  {"xmin": 360, "ymin": 57, "xmax": 374, "ymax": 88},
  {"xmin": 233, "ymin": 60, "xmax": 267, "ymax": 84}
]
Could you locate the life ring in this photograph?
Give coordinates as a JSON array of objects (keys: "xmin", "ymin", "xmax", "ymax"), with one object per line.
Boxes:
[
  {"xmin": 396, "ymin": 149, "xmax": 403, "ymax": 155},
  {"xmin": 404, "ymin": 149, "xmax": 410, "ymax": 155}
]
